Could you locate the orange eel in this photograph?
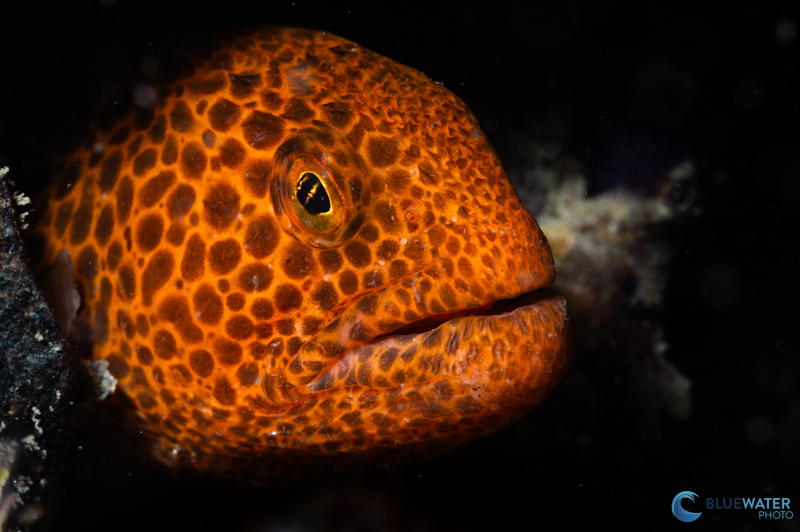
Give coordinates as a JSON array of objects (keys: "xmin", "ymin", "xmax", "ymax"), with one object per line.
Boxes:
[{"xmin": 29, "ymin": 27, "xmax": 569, "ymax": 477}]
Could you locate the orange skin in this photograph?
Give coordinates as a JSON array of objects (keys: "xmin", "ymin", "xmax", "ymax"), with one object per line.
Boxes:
[{"xmin": 30, "ymin": 27, "xmax": 569, "ymax": 478}]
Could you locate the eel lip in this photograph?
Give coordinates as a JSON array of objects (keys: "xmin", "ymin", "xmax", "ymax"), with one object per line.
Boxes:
[{"xmin": 306, "ymin": 292, "xmax": 570, "ymax": 405}]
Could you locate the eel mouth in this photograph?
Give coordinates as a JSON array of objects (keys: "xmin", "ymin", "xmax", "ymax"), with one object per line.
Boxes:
[
  {"xmin": 305, "ymin": 290, "xmax": 569, "ymax": 399},
  {"xmin": 373, "ymin": 290, "xmax": 556, "ymax": 341}
]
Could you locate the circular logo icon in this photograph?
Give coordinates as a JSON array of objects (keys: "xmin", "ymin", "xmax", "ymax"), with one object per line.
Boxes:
[{"xmin": 672, "ymin": 491, "xmax": 702, "ymax": 523}]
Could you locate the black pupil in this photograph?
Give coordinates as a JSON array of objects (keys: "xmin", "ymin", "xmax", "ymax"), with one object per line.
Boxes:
[{"xmin": 296, "ymin": 173, "xmax": 331, "ymax": 214}]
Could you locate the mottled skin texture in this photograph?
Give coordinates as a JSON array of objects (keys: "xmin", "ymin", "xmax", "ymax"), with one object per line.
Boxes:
[{"xmin": 29, "ymin": 27, "xmax": 568, "ymax": 478}]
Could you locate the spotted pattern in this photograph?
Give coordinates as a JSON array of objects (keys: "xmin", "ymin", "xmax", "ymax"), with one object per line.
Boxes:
[{"xmin": 30, "ymin": 27, "xmax": 568, "ymax": 478}]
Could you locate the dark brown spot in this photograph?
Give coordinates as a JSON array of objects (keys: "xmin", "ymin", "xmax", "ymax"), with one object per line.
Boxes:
[
  {"xmin": 287, "ymin": 337, "xmax": 303, "ymax": 356},
  {"xmin": 141, "ymin": 250, "xmax": 174, "ymax": 306},
  {"xmin": 117, "ymin": 310, "xmax": 135, "ymax": 339},
  {"xmin": 70, "ymin": 203, "xmax": 93, "ymax": 246},
  {"xmin": 94, "ymin": 205, "xmax": 114, "ymax": 247},
  {"xmin": 137, "ymin": 392, "xmax": 158, "ymax": 410},
  {"xmin": 135, "ymin": 213, "xmax": 164, "ymax": 253},
  {"xmin": 389, "ymin": 259, "xmax": 408, "ymax": 278},
  {"xmin": 237, "ymin": 263, "xmax": 273, "ymax": 292},
  {"xmin": 166, "ymin": 183, "xmax": 195, "ymax": 219},
  {"xmin": 366, "ymin": 135, "xmax": 399, "ymax": 167},
  {"xmin": 301, "ymin": 317, "xmax": 323, "ymax": 336},
  {"xmin": 99, "ymin": 151, "xmax": 122, "ymax": 192},
  {"xmin": 362, "ymin": 270, "xmax": 383, "ymax": 289},
  {"xmin": 375, "ymin": 201, "xmax": 400, "ymax": 234},
  {"xmin": 282, "ymin": 99, "xmax": 315, "ymax": 121},
  {"xmin": 203, "ymin": 182, "xmax": 240, "ymax": 229},
  {"xmin": 117, "ymin": 264, "xmax": 136, "ymax": 301},
  {"xmin": 359, "ymin": 224, "xmax": 379, "ymax": 243},
  {"xmin": 208, "ymin": 239, "xmax": 242, "ymax": 274},
  {"xmin": 180, "ymin": 142, "xmax": 207, "ymax": 179},
  {"xmin": 457, "ymin": 257, "xmax": 473, "ymax": 278},
  {"xmin": 236, "ymin": 362, "xmax": 258, "ymax": 386},
  {"xmin": 377, "ymin": 240, "xmax": 399, "ymax": 261},
  {"xmin": 356, "ymin": 294, "xmax": 378, "ymax": 316},
  {"xmin": 428, "ymin": 226, "xmax": 446, "ymax": 248},
  {"xmin": 245, "ymin": 215, "xmax": 279, "ymax": 259},
  {"xmin": 116, "ymin": 176, "xmax": 134, "ymax": 224},
  {"xmin": 165, "ymin": 223, "xmax": 185, "ymax": 247},
  {"xmin": 319, "ymin": 250, "xmax": 343, "ymax": 273},
  {"xmin": 226, "ymin": 292, "xmax": 245, "ymax": 311},
  {"xmin": 311, "ymin": 282, "xmax": 338, "ymax": 311},
  {"xmin": 241, "ymin": 111, "xmax": 284, "ymax": 149},
  {"xmin": 229, "ymin": 73, "xmax": 262, "ymax": 98},
  {"xmin": 379, "ymin": 348, "xmax": 400, "ymax": 372},
  {"xmin": 446, "ymin": 237, "xmax": 460, "ymax": 255},
  {"xmin": 149, "ymin": 115, "xmax": 167, "ymax": 143},
  {"xmin": 226, "ymin": 315, "xmax": 254, "ymax": 340},
  {"xmin": 343, "ymin": 241, "xmax": 371, "ymax": 268},
  {"xmin": 388, "ymin": 169, "xmax": 410, "ymax": 194},
  {"xmin": 169, "ymin": 100, "xmax": 194, "ymax": 132},
  {"xmin": 213, "ymin": 377, "xmax": 236, "ymax": 405},
  {"xmin": 208, "ymin": 98, "xmax": 241, "ymax": 132},
  {"xmin": 161, "ymin": 136, "xmax": 178, "ymax": 165},
  {"xmin": 243, "ymin": 159, "xmax": 269, "ymax": 197},
  {"xmin": 213, "ymin": 338, "xmax": 243, "ymax": 366},
  {"xmin": 282, "ymin": 243, "xmax": 315, "ymax": 279},
  {"xmin": 153, "ymin": 329, "xmax": 178, "ymax": 360},
  {"xmin": 193, "ymin": 284, "xmax": 223, "ymax": 325},
  {"xmin": 218, "ymin": 138, "xmax": 245, "ymax": 169},
  {"xmin": 133, "ymin": 148, "xmax": 158, "ymax": 176},
  {"xmin": 54, "ymin": 200, "xmax": 74, "ymax": 238},
  {"xmin": 139, "ymin": 171, "xmax": 176, "ymax": 209},
  {"xmin": 250, "ymin": 340, "xmax": 271, "ymax": 360},
  {"xmin": 181, "ymin": 233, "xmax": 205, "ymax": 281},
  {"xmin": 189, "ymin": 349, "xmax": 215, "ymax": 378},
  {"xmin": 251, "ymin": 298, "xmax": 273, "ymax": 320},
  {"xmin": 339, "ymin": 270, "xmax": 358, "ymax": 295},
  {"xmin": 321, "ymin": 101, "xmax": 353, "ymax": 128},
  {"xmin": 370, "ymin": 176, "xmax": 385, "ymax": 195},
  {"xmin": 137, "ymin": 345, "xmax": 153, "ymax": 365},
  {"xmin": 274, "ymin": 284, "xmax": 302, "ymax": 312},
  {"xmin": 153, "ymin": 366, "xmax": 165, "ymax": 385},
  {"xmin": 106, "ymin": 355, "xmax": 130, "ymax": 379},
  {"xmin": 253, "ymin": 319, "xmax": 271, "ymax": 338},
  {"xmin": 439, "ymin": 284, "xmax": 457, "ymax": 309},
  {"xmin": 159, "ymin": 389, "xmax": 175, "ymax": 405},
  {"xmin": 403, "ymin": 239, "xmax": 426, "ymax": 260},
  {"xmin": 136, "ymin": 313, "xmax": 150, "ymax": 337}
]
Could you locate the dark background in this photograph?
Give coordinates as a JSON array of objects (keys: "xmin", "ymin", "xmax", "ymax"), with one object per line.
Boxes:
[{"xmin": 0, "ymin": 0, "xmax": 798, "ymax": 530}]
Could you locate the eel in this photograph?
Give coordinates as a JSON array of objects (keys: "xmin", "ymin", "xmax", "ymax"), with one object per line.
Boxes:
[{"xmin": 27, "ymin": 27, "xmax": 569, "ymax": 478}]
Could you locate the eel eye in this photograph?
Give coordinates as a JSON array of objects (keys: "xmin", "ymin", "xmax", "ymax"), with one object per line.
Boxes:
[
  {"xmin": 271, "ymin": 128, "xmax": 371, "ymax": 248},
  {"xmin": 296, "ymin": 172, "xmax": 331, "ymax": 214}
]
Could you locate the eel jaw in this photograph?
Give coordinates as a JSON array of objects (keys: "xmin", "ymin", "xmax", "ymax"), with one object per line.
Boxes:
[
  {"xmin": 254, "ymin": 289, "xmax": 569, "ymax": 457},
  {"xmin": 307, "ymin": 292, "xmax": 569, "ymax": 411}
]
